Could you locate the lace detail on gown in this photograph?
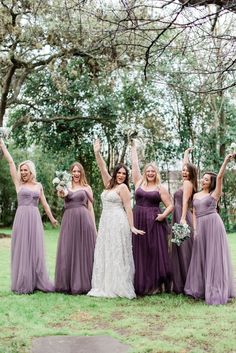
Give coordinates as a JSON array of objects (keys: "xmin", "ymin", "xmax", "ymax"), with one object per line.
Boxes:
[{"xmin": 88, "ymin": 190, "xmax": 136, "ymax": 299}]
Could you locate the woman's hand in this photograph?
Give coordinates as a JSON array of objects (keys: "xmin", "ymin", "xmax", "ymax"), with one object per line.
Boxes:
[
  {"xmin": 185, "ymin": 147, "xmax": 193, "ymax": 154},
  {"xmin": 93, "ymin": 139, "xmax": 101, "ymax": 154},
  {"xmin": 180, "ymin": 218, "xmax": 187, "ymax": 225},
  {"xmin": 131, "ymin": 226, "xmax": 145, "ymax": 235},
  {"xmin": 57, "ymin": 189, "xmax": 68, "ymax": 198},
  {"xmin": 155, "ymin": 213, "xmax": 165, "ymax": 222},
  {"xmin": 225, "ymin": 153, "xmax": 236, "ymax": 163},
  {"xmin": 51, "ymin": 218, "xmax": 59, "ymax": 227}
]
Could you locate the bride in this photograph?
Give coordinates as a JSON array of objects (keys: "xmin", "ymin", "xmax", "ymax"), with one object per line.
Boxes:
[{"xmin": 88, "ymin": 139, "xmax": 145, "ymax": 299}]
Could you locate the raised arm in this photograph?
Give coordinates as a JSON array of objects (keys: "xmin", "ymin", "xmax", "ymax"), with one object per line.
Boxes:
[
  {"xmin": 180, "ymin": 180, "xmax": 193, "ymax": 224},
  {"xmin": 212, "ymin": 153, "xmax": 236, "ymax": 200},
  {"xmin": 155, "ymin": 186, "xmax": 174, "ymax": 221},
  {"xmin": 93, "ymin": 139, "xmax": 111, "ymax": 188},
  {"xmin": 86, "ymin": 186, "xmax": 96, "ymax": 232},
  {"xmin": 130, "ymin": 140, "xmax": 142, "ymax": 187},
  {"xmin": 0, "ymin": 138, "xmax": 19, "ymax": 190},
  {"xmin": 118, "ymin": 184, "xmax": 145, "ymax": 235},
  {"xmin": 182, "ymin": 148, "xmax": 192, "ymax": 167},
  {"xmin": 39, "ymin": 184, "xmax": 58, "ymax": 226}
]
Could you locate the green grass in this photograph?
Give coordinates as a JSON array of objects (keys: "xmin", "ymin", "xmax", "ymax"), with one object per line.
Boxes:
[{"xmin": 0, "ymin": 230, "xmax": 236, "ymax": 353}]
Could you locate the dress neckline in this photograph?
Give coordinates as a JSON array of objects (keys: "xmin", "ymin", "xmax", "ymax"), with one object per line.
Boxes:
[
  {"xmin": 194, "ymin": 194, "xmax": 216, "ymax": 201},
  {"xmin": 103, "ymin": 189, "xmax": 122, "ymax": 201},
  {"xmin": 138, "ymin": 187, "xmax": 160, "ymax": 194},
  {"xmin": 18, "ymin": 186, "xmax": 40, "ymax": 194},
  {"xmin": 68, "ymin": 188, "xmax": 87, "ymax": 194}
]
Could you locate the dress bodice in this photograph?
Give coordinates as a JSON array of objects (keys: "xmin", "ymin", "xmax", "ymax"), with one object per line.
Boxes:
[
  {"xmin": 174, "ymin": 188, "xmax": 183, "ymax": 207},
  {"xmin": 193, "ymin": 194, "xmax": 217, "ymax": 218},
  {"xmin": 64, "ymin": 189, "xmax": 90, "ymax": 210},
  {"xmin": 101, "ymin": 190, "xmax": 123, "ymax": 210},
  {"xmin": 17, "ymin": 187, "xmax": 40, "ymax": 207},
  {"xmin": 135, "ymin": 187, "xmax": 161, "ymax": 208},
  {"xmin": 174, "ymin": 188, "xmax": 192, "ymax": 209}
]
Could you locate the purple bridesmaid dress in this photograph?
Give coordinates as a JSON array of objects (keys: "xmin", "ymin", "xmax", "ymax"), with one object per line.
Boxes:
[
  {"xmin": 132, "ymin": 187, "xmax": 171, "ymax": 295},
  {"xmin": 11, "ymin": 187, "xmax": 54, "ymax": 294},
  {"xmin": 184, "ymin": 195, "xmax": 235, "ymax": 305},
  {"xmin": 171, "ymin": 188, "xmax": 194, "ymax": 294},
  {"xmin": 55, "ymin": 189, "xmax": 96, "ymax": 294}
]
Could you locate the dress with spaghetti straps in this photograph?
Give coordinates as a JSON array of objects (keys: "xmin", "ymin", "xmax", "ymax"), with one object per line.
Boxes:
[
  {"xmin": 11, "ymin": 187, "xmax": 54, "ymax": 294},
  {"xmin": 184, "ymin": 194, "xmax": 235, "ymax": 305},
  {"xmin": 55, "ymin": 189, "xmax": 96, "ymax": 294},
  {"xmin": 132, "ymin": 187, "xmax": 171, "ymax": 295},
  {"xmin": 171, "ymin": 188, "xmax": 194, "ymax": 294}
]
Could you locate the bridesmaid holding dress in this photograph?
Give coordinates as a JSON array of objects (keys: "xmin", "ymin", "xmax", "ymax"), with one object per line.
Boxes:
[
  {"xmin": 131, "ymin": 140, "xmax": 173, "ymax": 295},
  {"xmin": 55, "ymin": 162, "xmax": 96, "ymax": 294},
  {"xmin": 184, "ymin": 153, "xmax": 236, "ymax": 305},
  {"xmin": 171, "ymin": 148, "xmax": 198, "ymax": 294},
  {"xmin": 0, "ymin": 139, "xmax": 57, "ymax": 294}
]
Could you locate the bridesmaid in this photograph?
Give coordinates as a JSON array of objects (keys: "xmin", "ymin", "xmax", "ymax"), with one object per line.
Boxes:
[
  {"xmin": 184, "ymin": 153, "xmax": 236, "ymax": 305},
  {"xmin": 171, "ymin": 148, "xmax": 198, "ymax": 294},
  {"xmin": 131, "ymin": 140, "xmax": 173, "ymax": 295},
  {"xmin": 55, "ymin": 162, "xmax": 96, "ymax": 294},
  {"xmin": 0, "ymin": 139, "xmax": 57, "ymax": 294}
]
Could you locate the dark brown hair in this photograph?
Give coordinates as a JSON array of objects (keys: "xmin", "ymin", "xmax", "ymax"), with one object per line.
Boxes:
[
  {"xmin": 203, "ymin": 171, "xmax": 219, "ymax": 212},
  {"xmin": 183, "ymin": 163, "xmax": 198, "ymax": 196},
  {"xmin": 203, "ymin": 171, "xmax": 217, "ymax": 193},
  {"xmin": 107, "ymin": 164, "xmax": 130, "ymax": 190}
]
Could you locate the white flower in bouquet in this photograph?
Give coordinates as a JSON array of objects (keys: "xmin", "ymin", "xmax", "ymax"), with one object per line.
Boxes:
[
  {"xmin": 0, "ymin": 127, "xmax": 10, "ymax": 139},
  {"xmin": 52, "ymin": 171, "xmax": 71, "ymax": 192},
  {"xmin": 171, "ymin": 223, "xmax": 191, "ymax": 246}
]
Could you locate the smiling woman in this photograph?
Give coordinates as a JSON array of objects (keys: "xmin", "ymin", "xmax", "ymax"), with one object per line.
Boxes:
[
  {"xmin": 0, "ymin": 138, "xmax": 57, "ymax": 294},
  {"xmin": 55, "ymin": 161, "xmax": 97, "ymax": 294},
  {"xmin": 88, "ymin": 139, "xmax": 145, "ymax": 299},
  {"xmin": 130, "ymin": 139, "xmax": 174, "ymax": 296}
]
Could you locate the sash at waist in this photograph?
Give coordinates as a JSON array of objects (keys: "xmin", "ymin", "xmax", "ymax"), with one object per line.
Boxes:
[
  {"xmin": 135, "ymin": 204, "xmax": 160, "ymax": 210},
  {"xmin": 18, "ymin": 203, "xmax": 38, "ymax": 207},
  {"xmin": 196, "ymin": 210, "xmax": 217, "ymax": 218},
  {"xmin": 64, "ymin": 203, "xmax": 86, "ymax": 210}
]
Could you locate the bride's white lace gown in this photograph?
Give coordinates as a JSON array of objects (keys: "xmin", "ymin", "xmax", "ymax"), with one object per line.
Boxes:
[{"xmin": 88, "ymin": 190, "xmax": 136, "ymax": 299}]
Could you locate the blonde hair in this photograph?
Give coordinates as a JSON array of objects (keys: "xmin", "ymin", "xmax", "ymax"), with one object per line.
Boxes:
[
  {"xmin": 18, "ymin": 160, "xmax": 37, "ymax": 183},
  {"xmin": 141, "ymin": 162, "xmax": 161, "ymax": 187},
  {"xmin": 70, "ymin": 162, "xmax": 88, "ymax": 187}
]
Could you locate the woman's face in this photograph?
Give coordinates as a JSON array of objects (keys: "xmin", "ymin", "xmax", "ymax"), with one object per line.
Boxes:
[
  {"xmin": 182, "ymin": 165, "xmax": 190, "ymax": 181},
  {"xmin": 145, "ymin": 166, "xmax": 156, "ymax": 182},
  {"xmin": 72, "ymin": 166, "xmax": 81, "ymax": 183},
  {"xmin": 201, "ymin": 174, "xmax": 211, "ymax": 190},
  {"xmin": 116, "ymin": 167, "xmax": 127, "ymax": 184},
  {"xmin": 20, "ymin": 164, "xmax": 31, "ymax": 183}
]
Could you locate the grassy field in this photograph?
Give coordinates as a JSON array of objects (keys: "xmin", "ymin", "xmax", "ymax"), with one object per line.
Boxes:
[{"xmin": 0, "ymin": 229, "xmax": 236, "ymax": 353}]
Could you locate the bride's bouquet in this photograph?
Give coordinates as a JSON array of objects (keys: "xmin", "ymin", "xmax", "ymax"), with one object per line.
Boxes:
[
  {"xmin": 52, "ymin": 171, "xmax": 71, "ymax": 192},
  {"xmin": 171, "ymin": 223, "xmax": 191, "ymax": 246}
]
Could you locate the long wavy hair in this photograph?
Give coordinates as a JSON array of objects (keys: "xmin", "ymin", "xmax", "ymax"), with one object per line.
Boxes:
[
  {"xmin": 18, "ymin": 160, "xmax": 37, "ymax": 184},
  {"xmin": 141, "ymin": 162, "xmax": 161, "ymax": 187},
  {"xmin": 107, "ymin": 164, "xmax": 130, "ymax": 190},
  {"xmin": 183, "ymin": 162, "xmax": 198, "ymax": 197},
  {"xmin": 203, "ymin": 171, "xmax": 217, "ymax": 193},
  {"xmin": 70, "ymin": 162, "xmax": 88, "ymax": 187}
]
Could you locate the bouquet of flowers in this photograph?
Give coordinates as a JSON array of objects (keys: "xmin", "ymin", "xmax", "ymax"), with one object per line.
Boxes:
[
  {"xmin": 0, "ymin": 127, "xmax": 10, "ymax": 139},
  {"xmin": 171, "ymin": 223, "xmax": 191, "ymax": 246},
  {"xmin": 52, "ymin": 171, "xmax": 71, "ymax": 192}
]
